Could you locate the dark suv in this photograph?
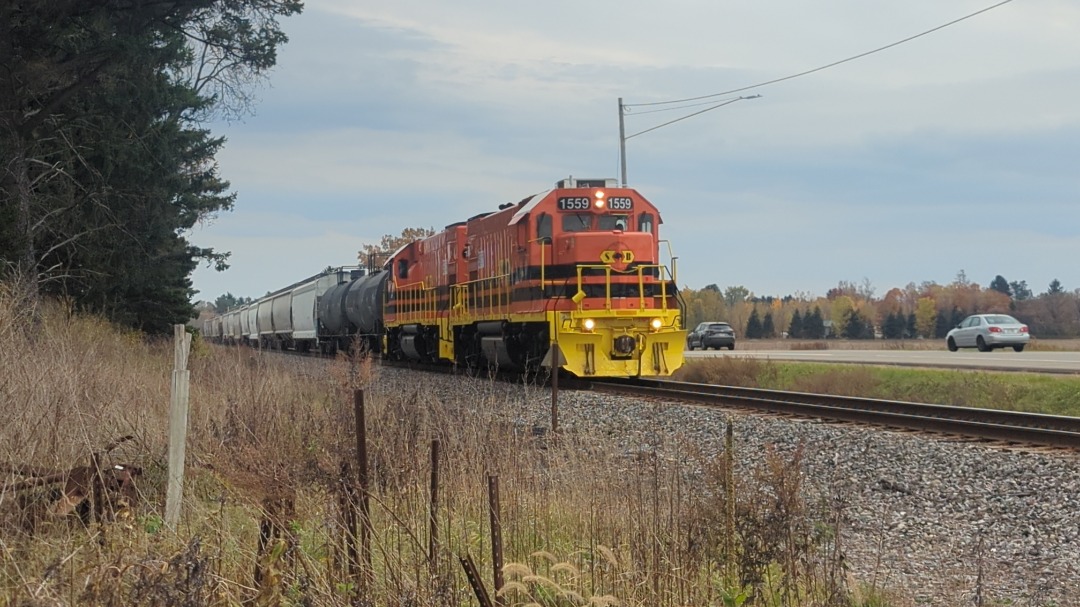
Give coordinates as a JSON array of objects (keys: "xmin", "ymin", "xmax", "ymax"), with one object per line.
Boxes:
[{"xmin": 687, "ymin": 322, "xmax": 736, "ymax": 350}]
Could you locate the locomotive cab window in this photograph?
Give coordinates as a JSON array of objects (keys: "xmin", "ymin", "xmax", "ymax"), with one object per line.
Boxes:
[
  {"xmin": 562, "ymin": 213, "xmax": 592, "ymax": 233},
  {"xmin": 638, "ymin": 213, "xmax": 654, "ymax": 234},
  {"xmin": 397, "ymin": 259, "xmax": 408, "ymax": 279},
  {"xmin": 537, "ymin": 213, "xmax": 552, "ymax": 242},
  {"xmin": 598, "ymin": 214, "xmax": 630, "ymax": 231}
]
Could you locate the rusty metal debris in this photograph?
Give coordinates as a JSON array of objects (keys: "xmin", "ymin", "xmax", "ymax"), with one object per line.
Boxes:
[{"xmin": 1, "ymin": 435, "xmax": 141, "ymax": 531}]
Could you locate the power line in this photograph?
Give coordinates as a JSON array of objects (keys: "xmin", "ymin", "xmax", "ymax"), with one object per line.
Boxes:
[
  {"xmin": 626, "ymin": 95, "xmax": 760, "ymax": 140},
  {"xmin": 625, "ymin": 0, "xmax": 1016, "ymax": 110},
  {"xmin": 625, "ymin": 96, "xmax": 745, "ymax": 116}
]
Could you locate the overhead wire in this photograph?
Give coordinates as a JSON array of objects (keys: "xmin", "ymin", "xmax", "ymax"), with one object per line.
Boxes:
[
  {"xmin": 625, "ymin": 97, "xmax": 745, "ymax": 116},
  {"xmin": 624, "ymin": 0, "xmax": 1016, "ymax": 111},
  {"xmin": 626, "ymin": 96, "xmax": 759, "ymax": 140}
]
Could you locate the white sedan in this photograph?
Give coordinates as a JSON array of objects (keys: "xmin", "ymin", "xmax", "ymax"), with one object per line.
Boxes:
[{"xmin": 946, "ymin": 314, "xmax": 1030, "ymax": 352}]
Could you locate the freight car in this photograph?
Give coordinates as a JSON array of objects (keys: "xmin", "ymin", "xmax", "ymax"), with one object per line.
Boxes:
[{"xmin": 204, "ymin": 177, "xmax": 686, "ymax": 377}]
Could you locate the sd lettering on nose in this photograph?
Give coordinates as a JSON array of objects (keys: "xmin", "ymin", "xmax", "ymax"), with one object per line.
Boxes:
[{"xmin": 600, "ymin": 248, "xmax": 634, "ymax": 271}]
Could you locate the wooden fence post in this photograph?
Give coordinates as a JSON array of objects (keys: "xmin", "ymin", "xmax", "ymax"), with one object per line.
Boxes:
[
  {"xmin": 429, "ymin": 439, "xmax": 440, "ymax": 572},
  {"xmin": 488, "ymin": 474, "xmax": 503, "ymax": 605},
  {"xmin": 165, "ymin": 324, "xmax": 192, "ymax": 529},
  {"xmin": 550, "ymin": 342, "xmax": 560, "ymax": 433},
  {"xmin": 354, "ymin": 389, "xmax": 372, "ymax": 588}
]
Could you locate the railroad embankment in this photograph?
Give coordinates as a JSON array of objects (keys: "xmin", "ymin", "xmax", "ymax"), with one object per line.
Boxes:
[{"xmin": 4, "ymin": 290, "xmax": 1077, "ymax": 606}]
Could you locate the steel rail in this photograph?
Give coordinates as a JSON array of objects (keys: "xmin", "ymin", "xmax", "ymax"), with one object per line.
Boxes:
[
  {"xmin": 251, "ymin": 347, "xmax": 1080, "ymax": 448},
  {"xmin": 576, "ymin": 378, "xmax": 1080, "ymax": 449}
]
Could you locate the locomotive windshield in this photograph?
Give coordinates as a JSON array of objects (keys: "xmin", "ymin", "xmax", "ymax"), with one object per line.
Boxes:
[
  {"xmin": 562, "ymin": 213, "xmax": 633, "ymax": 232},
  {"xmin": 597, "ymin": 215, "xmax": 630, "ymax": 231},
  {"xmin": 562, "ymin": 213, "xmax": 592, "ymax": 232}
]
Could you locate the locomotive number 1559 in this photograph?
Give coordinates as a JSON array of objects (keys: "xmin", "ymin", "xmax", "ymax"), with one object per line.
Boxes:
[{"xmin": 557, "ymin": 196, "xmax": 634, "ymax": 211}]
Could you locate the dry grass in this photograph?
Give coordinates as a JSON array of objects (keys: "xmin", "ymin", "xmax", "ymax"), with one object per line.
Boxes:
[{"xmin": 0, "ymin": 286, "xmax": 909, "ymax": 606}]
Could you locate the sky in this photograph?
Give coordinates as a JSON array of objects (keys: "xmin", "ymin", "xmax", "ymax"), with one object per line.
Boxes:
[{"xmin": 189, "ymin": 0, "xmax": 1080, "ymax": 303}]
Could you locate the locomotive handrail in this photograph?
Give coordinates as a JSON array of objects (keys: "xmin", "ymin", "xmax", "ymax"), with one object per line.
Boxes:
[
  {"xmin": 529, "ymin": 237, "xmax": 550, "ymax": 293},
  {"xmin": 573, "ymin": 264, "xmax": 672, "ymax": 312},
  {"xmin": 637, "ymin": 265, "xmax": 672, "ymax": 312},
  {"xmin": 658, "ymin": 239, "xmax": 677, "ymax": 285},
  {"xmin": 450, "ymin": 272, "xmax": 513, "ymax": 321},
  {"xmin": 389, "ymin": 280, "xmax": 439, "ymax": 325}
]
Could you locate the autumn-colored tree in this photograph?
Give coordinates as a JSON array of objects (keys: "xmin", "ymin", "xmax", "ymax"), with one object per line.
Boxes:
[
  {"xmin": 977, "ymin": 289, "xmax": 1011, "ymax": 313},
  {"xmin": 769, "ymin": 298, "xmax": 786, "ymax": 336},
  {"xmin": 830, "ymin": 295, "xmax": 856, "ymax": 338},
  {"xmin": 358, "ymin": 227, "xmax": 436, "ymax": 271},
  {"xmin": 950, "ymin": 271, "xmax": 983, "ymax": 314},
  {"xmin": 648, "ymin": 278, "xmax": 1077, "ymax": 338},
  {"xmin": 879, "ymin": 287, "xmax": 905, "ymax": 317},
  {"xmin": 1019, "ymin": 281, "xmax": 1078, "ymax": 336},
  {"xmin": 682, "ymin": 286, "xmax": 729, "ymax": 329},
  {"xmin": 723, "ymin": 285, "xmax": 750, "ymax": 308},
  {"xmin": 915, "ymin": 297, "xmax": 937, "ymax": 338},
  {"xmin": 721, "ymin": 287, "xmax": 752, "ymax": 335}
]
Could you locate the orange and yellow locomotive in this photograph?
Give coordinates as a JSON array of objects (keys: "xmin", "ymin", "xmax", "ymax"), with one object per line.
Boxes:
[{"xmin": 384, "ymin": 177, "xmax": 685, "ymax": 377}]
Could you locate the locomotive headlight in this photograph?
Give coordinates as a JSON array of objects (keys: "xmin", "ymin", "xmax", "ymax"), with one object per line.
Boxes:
[
  {"xmin": 582, "ymin": 318, "xmax": 596, "ymax": 332},
  {"xmin": 594, "ymin": 190, "xmax": 606, "ymax": 208},
  {"xmin": 650, "ymin": 318, "xmax": 663, "ymax": 331}
]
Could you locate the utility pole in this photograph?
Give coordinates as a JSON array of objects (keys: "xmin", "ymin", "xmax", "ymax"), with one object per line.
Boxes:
[
  {"xmin": 618, "ymin": 94, "xmax": 760, "ymax": 187},
  {"xmin": 618, "ymin": 97, "xmax": 628, "ymax": 187}
]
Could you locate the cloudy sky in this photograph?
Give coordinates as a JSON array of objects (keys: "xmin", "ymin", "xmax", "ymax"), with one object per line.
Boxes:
[{"xmin": 189, "ymin": 0, "xmax": 1080, "ymax": 302}]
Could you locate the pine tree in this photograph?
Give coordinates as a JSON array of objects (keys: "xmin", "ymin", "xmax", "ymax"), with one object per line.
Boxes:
[
  {"xmin": 906, "ymin": 313, "xmax": 917, "ymax": 339},
  {"xmin": 1010, "ymin": 280, "xmax": 1032, "ymax": 301},
  {"xmin": 949, "ymin": 308, "xmax": 966, "ymax": 330},
  {"xmin": 788, "ymin": 309, "xmax": 804, "ymax": 339},
  {"xmin": 0, "ymin": 0, "xmax": 301, "ymax": 334},
  {"xmin": 745, "ymin": 308, "xmax": 763, "ymax": 339},
  {"xmin": 842, "ymin": 310, "xmax": 863, "ymax": 339},
  {"xmin": 762, "ymin": 312, "xmax": 775, "ymax": 338},
  {"xmin": 989, "ymin": 275, "xmax": 1011, "ymax": 297},
  {"xmin": 804, "ymin": 307, "xmax": 825, "ymax": 339},
  {"xmin": 883, "ymin": 312, "xmax": 903, "ymax": 339},
  {"xmin": 934, "ymin": 311, "xmax": 950, "ymax": 338}
]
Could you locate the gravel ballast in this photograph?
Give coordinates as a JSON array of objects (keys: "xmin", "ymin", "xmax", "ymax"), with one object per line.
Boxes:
[{"xmin": 388, "ymin": 369, "xmax": 1080, "ymax": 606}]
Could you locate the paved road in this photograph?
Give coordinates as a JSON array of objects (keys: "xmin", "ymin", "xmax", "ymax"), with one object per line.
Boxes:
[{"xmin": 686, "ymin": 349, "xmax": 1080, "ymax": 374}]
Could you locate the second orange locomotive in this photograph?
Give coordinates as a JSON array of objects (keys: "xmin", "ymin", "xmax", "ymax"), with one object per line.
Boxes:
[{"xmin": 385, "ymin": 176, "xmax": 685, "ymax": 377}]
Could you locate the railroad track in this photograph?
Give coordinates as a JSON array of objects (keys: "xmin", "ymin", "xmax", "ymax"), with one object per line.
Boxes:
[
  {"xmin": 250, "ymin": 347, "xmax": 1080, "ymax": 449},
  {"xmin": 564, "ymin": 377, "xmax": 1080, "ymax": 449}
]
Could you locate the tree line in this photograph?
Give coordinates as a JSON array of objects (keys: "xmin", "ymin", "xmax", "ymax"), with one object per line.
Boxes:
[
  {"xmin": 683, "ymin": 272, "xmax": 1080, "ymax": 340},
  {"xmin": 0, "ymin": 0, "xmax": 301, "ymax": 334}
]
